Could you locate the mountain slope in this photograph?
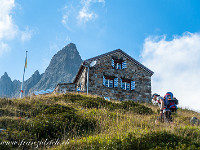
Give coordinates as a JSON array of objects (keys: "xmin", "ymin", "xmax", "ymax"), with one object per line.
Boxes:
[
  {"xmin": 0, "ymin": 72, "xmax": 14, "ymax": 97},
  {"xmin": 31, "ymin": 43, "xmax": 82, "ymax": 91},
  {"xmin": 0, "ymin": 43, "xmax": 82, "ymax": 97},
  {"xmin": 18, "ymin": 70, "xmax": 42, "ymax": 96}
]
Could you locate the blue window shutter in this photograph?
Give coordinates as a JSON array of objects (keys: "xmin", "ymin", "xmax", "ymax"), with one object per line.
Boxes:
[
  {"xmin": 112, "ymin": 59, "xmax": 115, "ymax": 68},
  {"xmin": 103, "ymin": 76, "xmax": 106, "ymax": 86},
  {"xmin": 109, "ymin": 80, "xmax": 113, "ymax": 88},
  {"xmin": 131, "ymin": 81, "xmax": 135, "ymax": 90},
  {"xmin": 105, "ymin": 80, "xmax": 108, "ymax": 87},
  {"xmin": 118, "ymin": 64, "xmax": 121, "ymax": 69},
  {"xmin": 120, "ymin": 79, "xmax": 122, "ymax": 88},
  {"xmin": 122, "ymin": 82, "xmax": 126, "ymax": 90},
  {"xmin": 122, "ymin": 61, "xmax": 127, "ymax": 69},
  {"xmin": 114, "ymin": 78, "xmax": 118, "ymax": 87},
  {"xmin": 126, "ymin": 83, "xmax": 130, "ymax": 90}
]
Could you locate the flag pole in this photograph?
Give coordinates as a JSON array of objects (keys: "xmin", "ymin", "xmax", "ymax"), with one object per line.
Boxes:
[{"xmin": 20, "ymin": 51, "xmax": 28, "ymax": 98}]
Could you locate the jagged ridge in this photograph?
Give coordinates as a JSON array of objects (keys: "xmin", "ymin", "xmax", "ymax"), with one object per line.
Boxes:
[{"xmin": 0, "ymin": 43, "xmax": 82, "ymax": 97}]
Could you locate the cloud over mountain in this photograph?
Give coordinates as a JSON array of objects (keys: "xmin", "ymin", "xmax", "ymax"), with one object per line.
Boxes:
[
  {"xmin": 62, "ymin": 0, "xmax": 105, "ymax": 29},
  {"xmin": 0, "ymin": 0, "xmax": 34, "ymax": 56},
  {"xmin": 141, "ymin": 32, "xmax": 200, "ymax": 111},
  {"xmin": 0, "ymin": 0, "xmax": 17, "ymax": 40}
]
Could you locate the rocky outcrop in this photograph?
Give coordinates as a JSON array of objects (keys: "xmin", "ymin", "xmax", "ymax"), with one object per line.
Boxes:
[
  {"xmin": 12, "ymin": 79, "xmax": 21, "ymax": 97},
  {"xmin": 190, "ymin": 117, "xmax": 200, "ymax": 126},
  {"xmin": 31, "ymin": 43, "xmax": 82, "ymax": 92},
  {"xmin": 0, "ymin": 71, "xmax": 42, "ymax": 98},
  {"xmin": 0, "ymin": 43, "xmax": 82, "ymax": 98},
  {"xmin": 0, "ymin": 72, "xmax": 14, "ymax": 97},
  {"xmin": 14, "ymin": 70, "xmax": 42, "ymax": 97}
]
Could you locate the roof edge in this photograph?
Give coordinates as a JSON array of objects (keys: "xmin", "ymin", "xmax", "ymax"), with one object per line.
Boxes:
[{"xmin": 83, "ymin": 49, "xmax": 154, "ymax": 76}]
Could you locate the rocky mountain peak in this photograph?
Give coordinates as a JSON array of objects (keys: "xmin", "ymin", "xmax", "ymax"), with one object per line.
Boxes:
[
  {"xmin": 0, "ymin": 72, "xmax": 13, "ymax": 97},
  {"xmin": 33, "ymin": 70, "xmax": 40, "ymax": 77},
  {"xmin": 0, "ymin": 43, "xmax": 83, "ymax": 97},
  {"xmin": 2, "ymin": 72, "xmax": 9, "ymax": 79},
  {"xmin": 54, "ymin": 43, "xmax": 80, "ymax": 60},
  {"xmin": 65, "ymin": 42, "xmax": 76, "ymax": 49},
  {"xmin": 31, "ymin": 43, "xmax": 82, "ymax": 91}
]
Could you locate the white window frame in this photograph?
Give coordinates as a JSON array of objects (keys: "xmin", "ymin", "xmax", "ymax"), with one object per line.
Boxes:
[
  {"xmin": 121, "ymin": 80, "xmax": 132, "ymax": 91},
  {"xmin": 104, "ymin": 78, "xmax": 114, "ymax": 88}
]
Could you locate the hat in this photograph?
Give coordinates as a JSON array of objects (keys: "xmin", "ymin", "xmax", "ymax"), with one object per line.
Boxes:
[{"xmin": 152, "ymin": 93, "xmax": 160, "ymax": 97}]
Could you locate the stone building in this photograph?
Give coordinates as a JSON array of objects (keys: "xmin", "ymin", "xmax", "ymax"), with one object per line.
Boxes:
[{"xmin": 54, "ymin": 49, "xmax": 154, "ymax": 102}]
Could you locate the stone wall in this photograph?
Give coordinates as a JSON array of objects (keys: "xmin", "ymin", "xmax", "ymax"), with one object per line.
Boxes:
[
  {"xmin": 76, "ymin": 68, "xmax": 87, "ymax": 92},
  {"xmin": 54, "ymin": 83, "xmax": 76, "ymax": 93},
  {"xmin": 78, "ymin": 52, "xmax": 152, "ymax": 102},
  {"xmin": 55, "ymin": 51, "xmax": 152, "ymax": 102}
]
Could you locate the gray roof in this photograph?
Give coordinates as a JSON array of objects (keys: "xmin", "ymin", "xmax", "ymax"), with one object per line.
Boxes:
[{"xmin": 73, "ymin": 49, "xmax": 154, "ymax": 83}]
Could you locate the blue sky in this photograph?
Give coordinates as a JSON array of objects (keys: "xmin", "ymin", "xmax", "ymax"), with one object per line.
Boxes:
[{"xmin": 1, "ymin": 0, "xmax": 200, "ymax": 110}]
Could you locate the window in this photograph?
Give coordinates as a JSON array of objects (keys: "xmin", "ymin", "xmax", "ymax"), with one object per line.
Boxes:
[
  {"xmin": 116, "ymin": 63, "xmax": 121, "ymax": 69},
  {"xmin": 126, "ymin": 83, "xmax": 130, "ymax": 90},
  {"xmin": 112, "ymin": 58, "xmax": 127, "ymax": 69},
  {"xmin": 131, "ymin": 81, "xmax": 135, "ymax": 90},
  {"xmin": 122, "ymin": 61, "xmax": 127, "ymax": 69},
  {"xmin": 114, "ymin": 78, "xmax": 118, "ymax": 87},
  {"xmin": 109, "ymin": 80, "xmax": 113, "ymax": 88},
  {"xmin": 121, "ymin": 79, "xmax": 135, "ymax": 90},
  {"xmin": 103, "ymin": 75, "xmax": 118, "ymax": 88}
]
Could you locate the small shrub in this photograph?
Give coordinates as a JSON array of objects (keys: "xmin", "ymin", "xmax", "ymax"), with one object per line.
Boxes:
[
  {"xmin": 28, "ymin": 103, "xmax": 49, "ymax": 117},
  {"xmin": 42, "ymin": 104, "xmax": 75, "ymax": 114},
  {"xmin": 0, "ymin": 117, "xmax": 27, "ymax": 131},
  {"xmin": 79, "ymin": 100, "xmax": 100, "ymax": 109},
  {"xmin": 175, "ymin": 126, "xmax": 200, "ymax": 142},
  {"xmin": 133, "ymin": 105, "xmax": 153, "ymax": 115},
  {"xmin": 18, "ymin": 103, "xmax": 32, "ymax": 112},
  {"xmin": 0, "ymin": 109, "xmax": 15, "ymax": 117},
  {"xmin": 177, "ymin": 116, "xmax": 191, "ymax": 125},
  {"xmin": 0, "ymin": 98, "xmax": 14, "ymax": 106},
  {"xmin": 30, "ymin": 104, "xmax": 97, "ymax": 140},
  {"xmin": 121, "ymin": 101, "xmax": 140, "ymax": 110}
]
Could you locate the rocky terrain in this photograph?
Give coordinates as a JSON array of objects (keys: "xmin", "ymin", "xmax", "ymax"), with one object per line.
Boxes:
[{"xmin": 0, "ymin": 43, "xmax": 82, "ymax": 98}]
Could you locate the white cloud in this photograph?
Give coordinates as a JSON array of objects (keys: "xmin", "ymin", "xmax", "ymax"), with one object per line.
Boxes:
[
  {"xmin": 62, "ymin": 14, "xmax": 68, "ymax": 25},
  {"xmin": 20, "ymin": 27, "xmax": 34, "ymax": 42},
  {"xmin": 77, "ymin": 7, "xmax": 97, "ymax": 24},
  {"xmin": 62, "ymin": 0, "xmax": 105, "ymax": 28},
  {"xmin": 0, "ymin": 0, "xmax": 17, "ymax": 40},
  {"xmin": 141, "ymin": 32, "xmax": 200, "ymax": 111},
  {"xmin": 0, "ymin": 0, "xmax": 34, "ymax": 56},
  {"xmin": 61, "ymin": 5, "xmax": 76, "ymax": 31},
  {"xmin": 77, "ymin": 0, "xmax": 100, "ymax": 24},
  {"xmin": 0, "ymin": 41, "xmax": 9, "ymax": 56}
]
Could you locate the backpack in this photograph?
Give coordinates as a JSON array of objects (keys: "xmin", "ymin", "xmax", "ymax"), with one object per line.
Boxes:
[{"xmin": 164, "ymin": 92, "xmax": 178, "ymax": 111}]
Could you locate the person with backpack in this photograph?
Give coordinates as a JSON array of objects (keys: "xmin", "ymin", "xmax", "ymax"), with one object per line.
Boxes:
[
  {"xmin": 153, "ymin": 92, "xmax": 179, "ymax": 123},
  {"xmin": 152, "ymin": 93, "xmax": 165, "ymax": 115},
  {"xmin": 163, "ymin": 92, "xmax": 179, "ymax": 122},
  {"xmin": 163, "ymin": 92, "xmax": 178, "ymax": 112}
]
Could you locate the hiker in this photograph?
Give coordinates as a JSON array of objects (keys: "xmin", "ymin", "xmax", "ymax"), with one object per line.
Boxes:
[
  {"xmin": 163, "ymin": 92, "xmax": 179, "ymax": 123},
  {"xmin": 163, "ymin": 92, "xmax": 178, "ymax": 112},
  {"xmin": 152, "ymin": 93, "xmax": 165, "ymax": 114}
]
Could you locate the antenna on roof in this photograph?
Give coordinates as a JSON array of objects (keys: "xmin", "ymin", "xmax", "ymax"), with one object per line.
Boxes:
[{"xmin": 90, "ymin": 60, "xmax": 97, "ymax": 67}]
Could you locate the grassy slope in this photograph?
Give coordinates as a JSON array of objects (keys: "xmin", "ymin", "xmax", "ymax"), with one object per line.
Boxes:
[{"xmin": 0, "ymin": 93, "xmax": 200, "ymax": 150}]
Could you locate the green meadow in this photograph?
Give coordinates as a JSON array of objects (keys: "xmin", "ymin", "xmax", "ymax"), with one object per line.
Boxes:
[{"xmin": 0, "ymin": 93, "xmax": 200, "ymax": 150}]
